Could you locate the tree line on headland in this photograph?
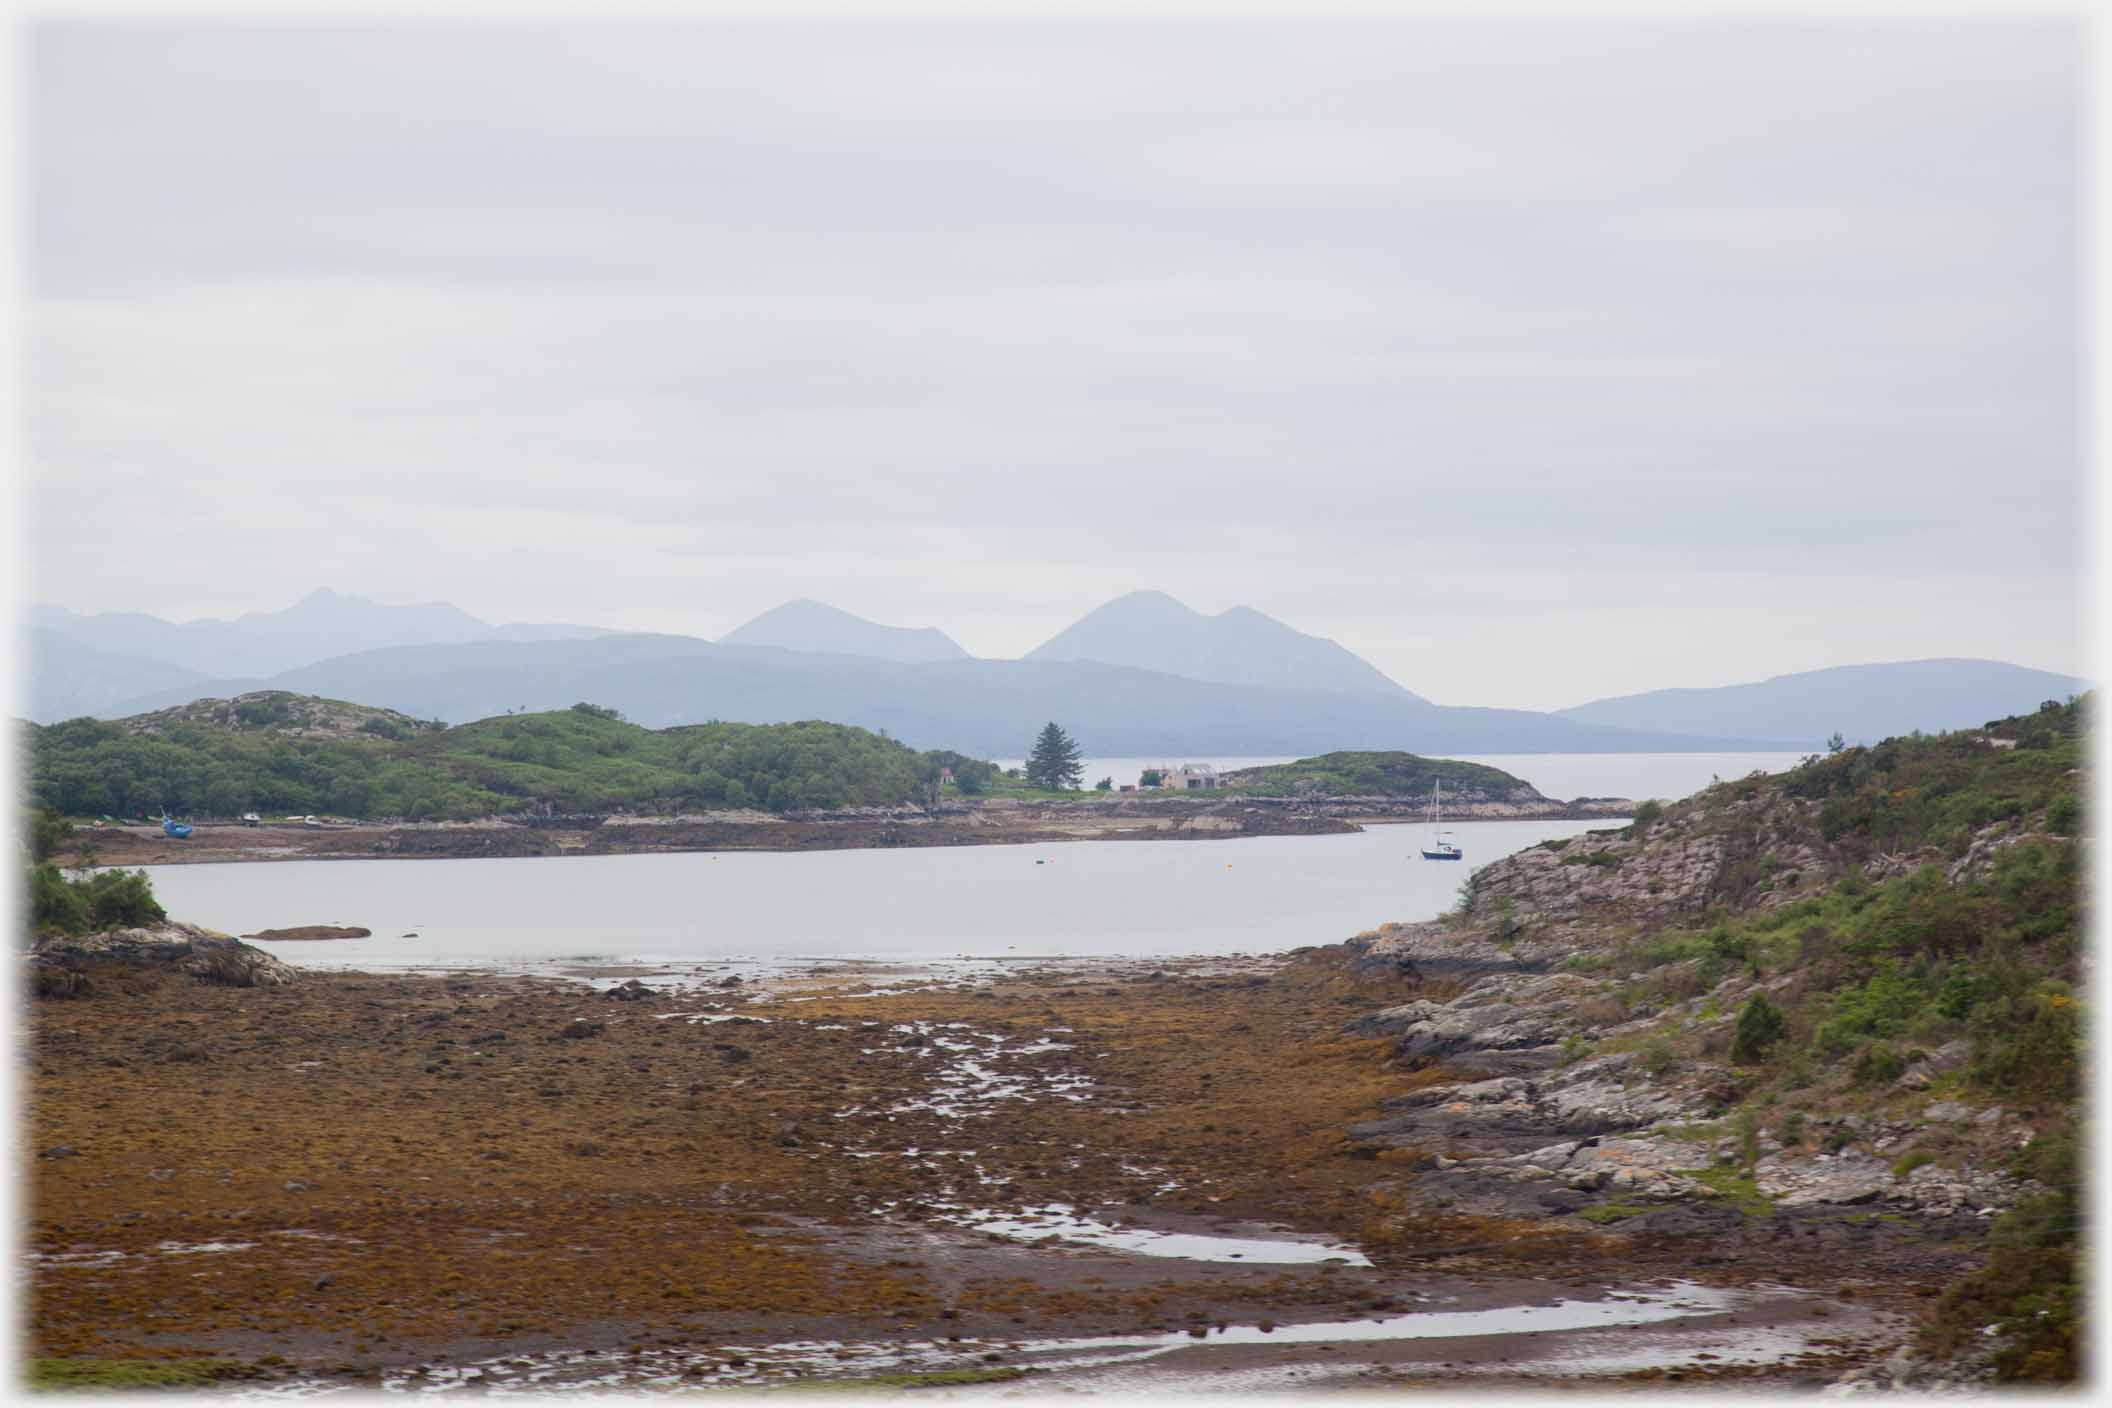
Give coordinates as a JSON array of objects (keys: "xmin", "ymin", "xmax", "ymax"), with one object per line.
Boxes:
[{"xmin": 24, "ymin": 696, "xmax": 1020, "ymax": 821}]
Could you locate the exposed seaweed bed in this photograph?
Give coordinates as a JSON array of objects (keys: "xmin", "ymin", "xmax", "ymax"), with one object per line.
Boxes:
[{"xmin": 24, "ymin": 946, "xmax": 1971, "ymax": 1395}]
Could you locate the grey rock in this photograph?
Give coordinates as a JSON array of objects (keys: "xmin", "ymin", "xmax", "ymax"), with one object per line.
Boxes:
[{"xmin": 30, "ymin": 923, "xmax": 299, "ymax": 992}]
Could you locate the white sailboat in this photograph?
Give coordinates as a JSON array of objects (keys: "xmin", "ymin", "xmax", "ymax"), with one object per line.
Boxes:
[{"xmin": 1419, "ymin": 778, "xmax": 1462, "ymax": 861}]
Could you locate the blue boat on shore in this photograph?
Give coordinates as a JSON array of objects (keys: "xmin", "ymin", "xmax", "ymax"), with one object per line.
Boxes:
[{"xmin": 159, "ymin": 811, "xmax": 193, "ymax": 839}]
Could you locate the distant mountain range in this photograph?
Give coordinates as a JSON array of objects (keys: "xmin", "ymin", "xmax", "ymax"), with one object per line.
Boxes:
[
  {"xmin": 77, "ymin": 634, "xmax": 1782, "ymax": 757},
  {"xmin": 1555, "ymin": 659, "xmax": 2090, "ymax": 747},
  {"xmin": 1024, "ymin": 590, "xmax": 1416, "ymax": 698},
  {"xmin": 18, "ymin": 588, "xmax": 2087, "ymax": 756},
  {"xmin": 28, "ymin": 588, "xmax": 614, "ymax": 683},
  {"xmin": 23, "ymin": 628, "xmax": 215, "ymax": 724},
  {"xmin": 719, "ymin": 599, "xmax": 968, "ymax": 664}
]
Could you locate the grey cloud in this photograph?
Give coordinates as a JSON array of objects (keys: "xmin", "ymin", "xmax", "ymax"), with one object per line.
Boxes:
[{"xmin": 24, "ymin": 17, "xmax": 2083, "ymax": 710}]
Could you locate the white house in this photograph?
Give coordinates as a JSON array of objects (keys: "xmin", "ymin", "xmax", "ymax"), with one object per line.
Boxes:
[{"xmin": 1157, "ymin": 763, "xmax": 1221, "ymax": 791}]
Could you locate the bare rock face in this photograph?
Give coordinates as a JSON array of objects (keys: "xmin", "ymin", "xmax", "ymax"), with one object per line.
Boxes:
[
  {"xmin": 1469, "ymin": 829, "xmax": 1731, "ymax": 928},
  {"xmin": 29, "ymin": 923, "xmax": 300, "ymax": 995}
]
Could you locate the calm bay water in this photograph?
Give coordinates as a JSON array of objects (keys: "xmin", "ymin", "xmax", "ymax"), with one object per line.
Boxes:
[
  {"xmin": 142, "ymin": 818, "xmax": 1614, "ymax": 974},
  {"xmin": 140, "ymin": 752, "xmax": 1802, "ymax": 975}
]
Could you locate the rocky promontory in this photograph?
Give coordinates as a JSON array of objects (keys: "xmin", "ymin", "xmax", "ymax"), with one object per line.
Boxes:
[{"xmin": 1316, "ymin": 705, "xmax": 2086, "ymax": 1386}]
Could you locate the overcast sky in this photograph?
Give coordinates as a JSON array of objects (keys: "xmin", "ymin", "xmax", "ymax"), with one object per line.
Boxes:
[{"xmin": 22, "ymin": 17, "xmax": 2085, "ymax": 711}]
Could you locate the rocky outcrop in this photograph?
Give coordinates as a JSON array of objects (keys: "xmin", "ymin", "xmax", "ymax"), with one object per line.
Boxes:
[
  {"xmin": 1947, "ymin": 825, "xmax": 2066, "ymax": 884},
  {"xmin": 1349, "ymin": 1049, "xmax": 1716, "ymax": 1153},
  {"xmin": 1754, "ymin": 1149, "xmax": 2042, "ymax": 1218},
  {"xmin": 1350, "ymin": 971, "xmax": 1601, "ymax": 1050},
  {"xmin": 30, "ymin": 923, "xmax": 300, "ymax": 994}
]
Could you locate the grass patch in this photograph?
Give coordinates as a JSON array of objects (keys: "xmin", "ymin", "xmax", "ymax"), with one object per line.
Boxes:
[
  {"xmin": 1577, "ymin": 1201, "xmax": 1655, "ymax": 1225},
  {"xmin": 1682, "ymin": 1166, "xmax": 1774, "ymax": 1218},
  {"xmin": 27, "ymin": 1358, "xmax": 251, "ymax": 1391}
]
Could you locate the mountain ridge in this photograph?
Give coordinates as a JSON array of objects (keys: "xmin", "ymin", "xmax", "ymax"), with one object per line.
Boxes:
[
  {"xmin": 27, "ymin": 590, "xmax": 616, "ymax": 711},
  {"xmin": 77, "ymin": 634, "xmax": 1794, "ymax": 757},
  {"xmin": 719, "ymin": 599, "xmax": 969, "ymax": 663},
  {"xmin": 1558, "ymin": 658, "xmax": 2089, "ymax": 748},
  {"xmin": 1025, "ymin": 590, "xmax": 1420, "ymax": 699}
]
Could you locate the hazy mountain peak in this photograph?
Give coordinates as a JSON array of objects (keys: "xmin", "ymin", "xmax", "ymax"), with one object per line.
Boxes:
[
  {"xmin": 720, "ymin": 599, "xmax": 971, "ymax": 664},
  {"xmin": 1026, "ymin": 591, "xmax": 1421, "ymax": 700},
  {"xmin": 1557, "ymin": 657, "xmax": 2091, "ymax": 748}
]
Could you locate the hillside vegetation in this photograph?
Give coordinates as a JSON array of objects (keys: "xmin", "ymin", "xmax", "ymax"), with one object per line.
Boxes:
[
  {"xmin": 1350, "ymin": 696, "xmax": 2086, "ymax": 1383},
  {"xmin": 1222, "ymin": 751, "xmax": 1537, "ymax": 800},
  {"xmin": 24, "ymin": 694, "xmax": 989, "ymax": 820}
]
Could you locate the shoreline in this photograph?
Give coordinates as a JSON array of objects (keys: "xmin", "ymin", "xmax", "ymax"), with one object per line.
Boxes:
[{"xmin": 59, "ymin": 795, "xmax": 1633, "ymax": 868}]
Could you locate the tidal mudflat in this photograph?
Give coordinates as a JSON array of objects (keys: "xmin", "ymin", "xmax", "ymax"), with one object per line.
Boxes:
[{"xmin": 26, "ymin": 945, "xmax": 1928, "ymax": 1394}]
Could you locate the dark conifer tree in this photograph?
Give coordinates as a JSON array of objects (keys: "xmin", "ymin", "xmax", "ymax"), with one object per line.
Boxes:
[{"xmin": 1025, "ymin": 722, "xmax": 1083, "ymax": 790}]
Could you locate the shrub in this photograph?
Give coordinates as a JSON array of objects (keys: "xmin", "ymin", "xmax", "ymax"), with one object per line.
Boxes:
[
  {"xmin": 1729, "ymin": 994, "xmax": 1787, "ymax": 1064},
  {"xmin": 1811, "ymin": 962, "xmax": 1931, "ymax": 1056},
  {"xmin": 1923, "ymin": 1192, "xmax": 2079, "ymax": 1381},
  {"xmin": 24, "ymin": 864, "xmax": 163, "ymax": 939},
  {"xmin": 1852, "ymin": 1041, "xmax": 1907, "ymax": 1086},
  {"xmin": 2012, "ymin": 1131, "xmax": 2076, "ymax": 1189},
  {"xmin": 28, "ymin": 864, "xmax": 89, "ymax": 936},
  {"xmin": 79, "ymin": 869, "xmax": 166, "ymax": 929},
  {"xmin": 1640, "ymin": 1037, "xmax": 1676, "ymax": 1077},
  {"xmin": 1970, "ymin": 981, "xmax": 2081, "ymax": 1105},
  {"xmin": 1733, "ymin": 1107, "xmax": 1760, "ymax": 1175},
  {"xmin": 29, "ymin": 807, "xmax": 72, "ymax": 863}
]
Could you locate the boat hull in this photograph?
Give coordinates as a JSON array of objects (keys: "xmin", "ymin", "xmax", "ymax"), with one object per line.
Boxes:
[{"xmin": 1420, "ymin": 849, "xmax": 1461, "ymax": 861}]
